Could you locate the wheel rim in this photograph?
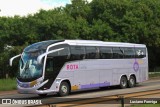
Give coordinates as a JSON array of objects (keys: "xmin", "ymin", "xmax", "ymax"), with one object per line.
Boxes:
[
  {"xmin": 121, "ymin": 79, "xmax": 127, "ymax": 87},
  {"xmin": 130, "ymin": 78, "xmax": 135, "ymax": 86},
  {"xmin": 61, "ymin": 85, "xmax": 67, "ymax": 93}
]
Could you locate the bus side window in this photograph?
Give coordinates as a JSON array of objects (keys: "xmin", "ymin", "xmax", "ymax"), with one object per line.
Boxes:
[
  {"xmin": 86, "ymin": 47, "xmax": 99, "ymax": 59},
  {"xmin": 99, "ymin": 47, "xmax": 112, "ymax": 59},
  {"xmin": 58, "ymin": 47, "xmax": 70, "ymax": 59},
  {"xmin": 124, "ymin": 47, "xmax": 135, "ymax": 58},
  {"xmin": 135, "ymin": 48, "xmax": 146, "ymax": 58},
  {"xmin": 48, "ymin": 44, "xmax": 70, "ymax": 59},
  {"xmin": 112, "ymin": 47, "xmax": 124, "ymax": 59},
  {"xmin": 70, "ymin": 46, "xmax": 85, "ymax": 60},
  {"xmin": 48, "ymin": 45, "xmax": 70, "ymax": 72}
]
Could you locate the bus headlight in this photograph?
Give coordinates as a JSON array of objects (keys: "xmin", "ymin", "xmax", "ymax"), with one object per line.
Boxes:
[
  {"xmin": 33, "ymin": 80, "xmax": 44, "ymax": 87},
  {"xmin": 34, "ymin": 82, "xmax": 40, "ymax": 87},
  {"xmin": 30, "ymin": 80, "xmax": 37, "ymax": 87}
]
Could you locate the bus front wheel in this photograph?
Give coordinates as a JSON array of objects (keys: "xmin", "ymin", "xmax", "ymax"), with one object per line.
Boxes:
[
  {"xmin": 58, "ymin": 82, "xmax": 70, "ymax": 96},
  {"xmin": 120, "ymin": 76, "xmax": 128, "ymax": 89}
]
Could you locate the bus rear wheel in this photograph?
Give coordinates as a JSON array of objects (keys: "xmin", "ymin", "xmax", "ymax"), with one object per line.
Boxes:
[
  {"xmin": 128, "ymin": 76, "xmax": 136, "ymax": 88},
  {"xmin": 120, "ymin": 76, "xmax": 128, "ymax": 89},
  {"xmin": 58, "ymin": 82, "xmax": 70, "ymax": 97}
]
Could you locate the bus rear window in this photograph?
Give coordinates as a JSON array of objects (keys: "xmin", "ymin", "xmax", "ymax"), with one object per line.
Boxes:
[
  {"xmin": 135, "ymin": 48, "xmax": 146, "ymax": 58},
  {"xmin": 124, "ymin": 47, "xmax": 135, "ymax": 58}
]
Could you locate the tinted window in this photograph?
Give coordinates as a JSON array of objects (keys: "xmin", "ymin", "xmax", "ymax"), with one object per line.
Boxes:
[
  {"xmin": 45, "ymin": 58, "xmax": 54, "ymax": 75},
  {"xmin": 86, "ymin": 47, "xmax": 99, "ymax": 59},
  {"xmin": 24, "ymin": 40, "xmax": 64, "ymax": 52},
  {"xmin": 124, "ymin": 47, "xmax": 135, "ymax": 58},
  {"xmin": 43, "ymin": 57, "xmax": 62, "ymax": 89},
  {"xmin": 135, "ymin": 48, "xmax": 146, "ymax": 58},
  {"xmin": 112, "ymin": 47, "xmax": 124, "ymax": 59},
  {"xmin": 48, "ymin": 44, "xmax": 70, "ymax": 59},
  {"xmin": 99, "ymin": 47, "xmax": 112, "ymax": 59},
  {"xmin": 70, "ymin": 46, "xmax": 85, "ymax": 60},
  {"xmin": 48, "ymin": 45, "xmax": 70, "ymax": 72}
]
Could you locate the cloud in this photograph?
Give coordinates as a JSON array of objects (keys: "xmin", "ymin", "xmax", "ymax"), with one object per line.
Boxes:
[
  {"xmin": 0, "ymin": 0, "xmax": 92, "ymax": 17},
  {"xmin": 0, "ymin": 0, "xmax": 71, "ymax": 16}
]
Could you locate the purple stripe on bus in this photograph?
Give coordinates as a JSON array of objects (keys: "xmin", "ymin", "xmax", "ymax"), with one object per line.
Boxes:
[
  {"xmin": 99, "ymin": 82, "xmax": 110, "ymax": 87},
  {"xmin": 81, "ymin": 82, "xmax": 110, "ymax": 89}
]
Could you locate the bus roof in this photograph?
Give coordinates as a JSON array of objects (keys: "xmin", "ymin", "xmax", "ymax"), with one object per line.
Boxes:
[
  {"xmin": 24, "ymin": 40, "xmax": 146, "ymax": 52},
  {"xmin": 63, "ymin": 40, "xmax": 146, "ymax": 47}
]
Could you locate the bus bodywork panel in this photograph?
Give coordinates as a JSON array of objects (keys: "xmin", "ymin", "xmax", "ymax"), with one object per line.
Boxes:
[
  {"xmin": 12, "ymin": 40, "xmax": 148, "ymax": 95},
  {"xmin": 56, "ymin": 58, "xmax": 148, "ymax": 91}
]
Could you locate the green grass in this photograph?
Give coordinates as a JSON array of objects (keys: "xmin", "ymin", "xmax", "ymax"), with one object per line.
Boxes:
[
  {"xmin": 149, "ymin": 72, "xmax": 160, "ymax": 78},
  {"xmin": 0, "ymin": 78, "xmax": 16, "ymax": 91},
  {"xmin": 130, "ymin": 104, "xmax": 160, "ymax": 107}
]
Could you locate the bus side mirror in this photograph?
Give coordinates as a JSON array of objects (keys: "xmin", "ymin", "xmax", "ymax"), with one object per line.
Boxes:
[
  {"xmin": 37, "ymin": 48, "xmax": 64, "ymax": 64},
  {"xmin": 9, "ymin": 54, "xmax": 21, "ymax": 66}
]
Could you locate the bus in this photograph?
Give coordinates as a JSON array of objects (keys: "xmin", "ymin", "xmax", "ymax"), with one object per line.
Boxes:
[{"xmin": 10, "ymin": 40, "xmax": 148, "ymax": 97}]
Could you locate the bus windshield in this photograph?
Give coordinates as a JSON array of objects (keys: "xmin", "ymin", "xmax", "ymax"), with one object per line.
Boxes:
[{"xmin": 17, "ymin": 51, "xmax": 44, "ymax": 82}]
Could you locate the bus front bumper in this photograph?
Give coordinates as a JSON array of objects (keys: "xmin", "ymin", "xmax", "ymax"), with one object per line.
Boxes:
[
  {"xmin": 17, "ymin": 85, "xmax": 58, "ymax": 94},
  {"xmin": 17, "ymin": 80, "xmax": 58, "ymax": 94},
  {"xmin": 17, "ymin": 87, "xmax": 56, "ymax": 95}
]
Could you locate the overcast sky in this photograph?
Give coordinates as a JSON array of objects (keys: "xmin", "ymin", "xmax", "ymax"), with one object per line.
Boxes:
[
  {"xmin": 0, "ymin": 0, "xmax": 71, "ymax": 16},
  {"xmin": 0, "ymin": 0, "xmax": 92, "ymax": 17}
]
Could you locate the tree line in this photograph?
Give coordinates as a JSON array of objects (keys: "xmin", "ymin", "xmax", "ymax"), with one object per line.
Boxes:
[{"xmin": 0, "ymin": 0, "xmax": 160, "ymax": 78}]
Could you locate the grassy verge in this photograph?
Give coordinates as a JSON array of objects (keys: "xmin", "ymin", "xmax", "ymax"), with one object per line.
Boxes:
[
  {"xmin": 130, "ymin": 104, "xmax": 160, "ymax": 107},
  {"xmin": 0, "ymin": 78, "xmax": 16, "ymax": 91},
  {"xmin": 149, "ymin": 72, "xmax": 160, "ymax": 78}
]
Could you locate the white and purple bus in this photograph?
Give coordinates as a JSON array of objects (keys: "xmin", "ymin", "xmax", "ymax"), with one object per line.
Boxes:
[{"xmin": 10, "ymin": 40, "xmax": 148, "ymax": 96}]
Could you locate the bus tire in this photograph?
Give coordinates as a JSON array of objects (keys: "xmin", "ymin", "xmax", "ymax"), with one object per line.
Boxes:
[
  {"xmin": 128, "ymin": 76, "xmax": 136, "ymax": 88},
  {"xmin": 120, "ymin": 76, "xmax": 128, "ymax": 89},
  {"xmin": 38, "ymin": 94, "xmax": 47, "ymax": 97},
  {"xmin": 58, "ymin": 81, "xmax": 70, "ymax": 97}
]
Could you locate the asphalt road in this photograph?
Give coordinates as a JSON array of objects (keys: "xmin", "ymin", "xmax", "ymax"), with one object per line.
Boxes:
[{"xmin": 0, "ymin": 79, "xmax": 160, "ymax": 107}]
